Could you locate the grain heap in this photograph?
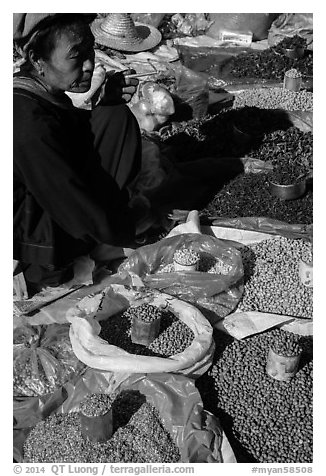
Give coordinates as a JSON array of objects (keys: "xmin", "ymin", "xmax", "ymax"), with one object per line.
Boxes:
[
  {"xmin": 99, "ymin": 303, "xmax": 194, "ymax": 357},
  {"xmin": 23, "ymin": 390, "xmax": 181, "ymax": 463},
  {"xmin": 198, "ymin": 328, "xmax": 312, "ymax": 463},
  {"xmin": 233, "ymin": 87, "xmax": 313, "ymax": 111},
  {"xmin": 237, "ymin": 236, "xmax": 313, "ymax": 318}
]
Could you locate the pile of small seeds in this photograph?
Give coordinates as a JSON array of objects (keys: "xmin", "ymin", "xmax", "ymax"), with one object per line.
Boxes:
[
  {"xmin": 270, "ymin": 331, "xmax": 302, "ymax": 357},
  {"xmin": 237, "ymin": 236, "xmax": 313, "ymax": 318},
  {"xmin": 285, "ymin": 68, "xmax": 302, "ymax": 79},
  {"xmin": 99, "ymin": 306, "xmax": 194, "ymax": 357},
  {"xmin": 123, "ymin": 303, "xmax": 163, "ymax": 323},
  {"xmin": 158, "ymin": 251, "xmax": 232, "ymax": 275},
  {"xmin": 233, "ymin": 87, "xmax": 313, "ymax": 111},
  {"xmin": 23, "ymin": 390, "xmax": 180, "ymax": 463},
  {"xmin": 173, "ymin": 247, "xmax": 200, "ymax": 266},
  {"xmin": 196, "ymin": 328, "xmax": 312, "ymax": 463},
  {"xmin": 80, "ymin": 393, "xmax": 116, "ymax": 417},
  {"xmin": 201, "ymin": 172, "xmax": 313, "ymax": 225}
]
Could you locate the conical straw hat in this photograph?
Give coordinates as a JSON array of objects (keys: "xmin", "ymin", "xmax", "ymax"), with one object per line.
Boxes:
[{"xmin": 91, "ymin": 13, "xmax": 162, "ymax": 52}]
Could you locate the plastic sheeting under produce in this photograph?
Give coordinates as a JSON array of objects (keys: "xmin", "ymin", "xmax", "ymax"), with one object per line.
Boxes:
[{"xmin": 13, "ymin": 370, "xmax": 236, "ymax": 463}]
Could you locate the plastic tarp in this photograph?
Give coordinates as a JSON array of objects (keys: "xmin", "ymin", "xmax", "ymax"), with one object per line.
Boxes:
[
  {"xmin": 118, "ymin": 233, "xmax": 244, "ymax": 319},
  {"xmin": 13, "ymin": 370, "xmax": 236, "ymax": 463},
  {"xmin": 67, "ymin": 284, "xmax": 215, "ymax": 378}
]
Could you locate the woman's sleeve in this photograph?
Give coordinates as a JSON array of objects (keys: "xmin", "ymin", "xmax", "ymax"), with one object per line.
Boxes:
[{"xmin": 14, "ymin": 102, "xmax": 135, "ymax": 246}]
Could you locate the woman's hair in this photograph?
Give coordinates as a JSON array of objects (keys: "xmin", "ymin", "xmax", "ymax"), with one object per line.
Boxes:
[{"xmin": 15, "ymin": 14, "xmax": 92, "ymax": 62}]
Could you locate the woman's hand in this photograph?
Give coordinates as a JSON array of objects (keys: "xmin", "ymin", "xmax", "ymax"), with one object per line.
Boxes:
[{"xmin": 101, "ymin": 69, "xmax": 139, "ymax": 105}]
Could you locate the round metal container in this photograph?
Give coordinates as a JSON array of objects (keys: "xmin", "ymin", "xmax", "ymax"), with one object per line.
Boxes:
[
  {"xmin": 80, "ymin": 407, "xmax": 113, "ymax": 443},
  {"xmin": 130, "ymin": 316, "xmax": 161, "ymax": 346},
  {"xmin": 283, "ymin": 74, "xmax": 302, "ymax": 92},
  {"xmin": 269, "ymin": 179, "xmax": 306, "ymax": 200},
  {"xmin": 283, "ymin": 46, "xmax": 305, "ymax": 59},
  {"xmin": 266, "ymin": 348, "xmax": 301, "ymax": 382}
]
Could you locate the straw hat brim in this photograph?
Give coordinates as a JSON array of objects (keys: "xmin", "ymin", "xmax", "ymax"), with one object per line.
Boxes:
[{"xmin": 91, "ymin": 19, "xmax": 162, "ymax": 52}]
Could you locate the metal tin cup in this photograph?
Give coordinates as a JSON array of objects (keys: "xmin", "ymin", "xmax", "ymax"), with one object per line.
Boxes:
[
  {"xmin": 130, "ymin": 315, "xmax": 161, "ymax": 345},
  {"xmin": 174, "ymin": 260, "xmax": 198, "ymax": 272},
  {"xmin": 266, "ymin": 348, "xmax": 301, "ymax": 382},
  {"xmin": 283, "ymin": 74, "xmax": 302, "ymax": 92},
  {"xmin": 269, "ymin": 178, "xmax": 306, "ymax": 200},
  {"xmin": 283, "ymin": 46, "xmax": 305, "ymax": 59},
  {"xmin": 299, "ymin": 259, "xmax": 313, "ymax": 287},
  {"xmin": 80, "ymin": 407, "xmax": 113, "ymax": 443}
]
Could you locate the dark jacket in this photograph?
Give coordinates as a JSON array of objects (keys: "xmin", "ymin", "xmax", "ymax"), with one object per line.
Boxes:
[{"xmin": 14, "ymin": 87, "xmax": 135, "ymax": 266}]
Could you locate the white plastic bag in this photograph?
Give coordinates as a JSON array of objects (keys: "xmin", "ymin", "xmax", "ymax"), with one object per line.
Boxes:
[{"xmin": 67, "ymin": 284, "xmax": 214, "ymax": 378}]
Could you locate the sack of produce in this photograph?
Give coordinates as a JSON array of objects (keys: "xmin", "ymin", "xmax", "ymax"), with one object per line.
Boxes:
[
  {"xmin": 14, "ymin": 370, "xmax": 236, "ymax": 463},
  {"xmin": 118, "ymin": 233, "xmax": 244, "ymax": 319},
  {"xmin": 67, "ymin": 284, "xmax": 214, "ymax": 378},
  {"xmin": 13, "ymin": 323, "xmax": 85, "ymax": 397},
  {"xmin": 131, "ymin": 13, "xmax": 165, "ymax": 28},
  {"xmin": 268, "ymin": 13, "xmax": 313, "ymax": 49},
  {"xmin": 207, "ymin": 13, "xmax": 279, "ymax": 41}
]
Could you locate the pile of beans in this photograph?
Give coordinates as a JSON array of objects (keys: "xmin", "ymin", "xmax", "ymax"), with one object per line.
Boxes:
[
  {"xmin": 23, "ymin": 390, "xmax": 180, "ymax": 463},
  {"xmin": 237, "ymin": 236, "xmax": 313, "ymax": 318},
  {"xmin": 201, "ymin": 172, "xmax": 313, "ymax": 225},
  {"xmin": 228, "ymin": 39, "xmax": 313, "ymax": 80},
  {"xmin": 233, "ymin": 87, "xmax": 313, "ymax": 111},
  {"xmin": 270, "ymin": 332, "xmax": 302, "ymax": 357},
  {"xmin": 99, "ymin": 305, "xmax": 194, "ymax": 357},
  {"xmin": 158, "ymin": 251, "xmax": 232, "ymax": 275},
  {"xmin": 196, "ymin": 328, "xmax": 312, "ymax": 463}
]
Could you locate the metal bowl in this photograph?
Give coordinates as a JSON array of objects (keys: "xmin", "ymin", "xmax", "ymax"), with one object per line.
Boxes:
[
  {"xmin": 282, "ymin": 46, "xmax": 305, "ymax": 59},
  {"xmin": 269, "ymin": 178, "xmax": 307, "ymax": 200}
]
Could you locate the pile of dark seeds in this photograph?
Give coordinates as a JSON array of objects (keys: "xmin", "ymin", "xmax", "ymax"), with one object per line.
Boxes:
[
  {"xmin": 237, "ymin": 236, "xmax": 313, "ymax": 318},
  {"xmin": 277, "ymin": 35, "xmax": 307, "ymax": 49},
  {"xmin": 227, "ymin": 37, "xmax": 312, "ymax": 80},
  {"xmin": 200, "ymin": 172, "xmax": 313, "ymax": 224},
  {"xmin": 23, "ymin": 390, "xmax": 180, "ymax": 463},
  {"xmin": 196, "ymin": 328, "xmax": 312, "ymax": 463},
  {"xmin": 99, "ymin": 305, "xmax": 194, "ymax": 357},
  {"xmin": 249, "ymin": 127, "xmax": 313, "ymax": 168}
]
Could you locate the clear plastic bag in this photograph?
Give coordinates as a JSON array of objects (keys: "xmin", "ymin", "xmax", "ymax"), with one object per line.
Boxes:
[
  {"xmin": 173, "ymin": 65, "xmax": 209, "ymax": 119},
  {"xmin": 207, "ymin": 13, "xmax": 279, "ymax": 41},
  {"xmin": 13, "ymin": 323, "xmax": 85, "ymax": 397},
  {"xmin": 13, "ymin": 369, "xmax": 236, "ymax": 463},
  {"xmin": 118, "ymin": 233, "xmax": 244, "ymax": 319}
]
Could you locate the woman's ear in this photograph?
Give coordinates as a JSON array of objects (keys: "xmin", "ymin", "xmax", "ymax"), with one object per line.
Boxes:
[{"xmin": 28, "ymin": 49, "xmax": 45, "ymax": 76}]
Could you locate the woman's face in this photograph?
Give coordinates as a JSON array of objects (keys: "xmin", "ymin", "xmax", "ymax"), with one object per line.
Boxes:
[{"xmin": 38, "ymin": 25, "xmax": 95, "ymax": 94}]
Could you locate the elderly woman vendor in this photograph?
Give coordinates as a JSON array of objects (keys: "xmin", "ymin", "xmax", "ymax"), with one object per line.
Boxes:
[{"xmin": 13, "ymin": 13, "xmax": 147, "ymax": 295}]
